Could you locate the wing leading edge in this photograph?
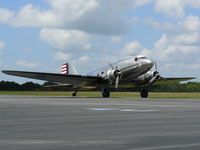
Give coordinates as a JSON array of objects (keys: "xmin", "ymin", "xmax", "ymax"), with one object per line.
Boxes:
[
  {"xmin": 2, "ymin": 70, "xmax": 102, "ymax": 87},
  {"xmin": 115, "ymin": 77, "xmax": 196, "ymax": 89}
]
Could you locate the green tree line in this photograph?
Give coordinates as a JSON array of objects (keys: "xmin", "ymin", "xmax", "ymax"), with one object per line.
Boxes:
[{"xmin": 0, "ymin": 80, "xmax": 200, "ymax": 92}]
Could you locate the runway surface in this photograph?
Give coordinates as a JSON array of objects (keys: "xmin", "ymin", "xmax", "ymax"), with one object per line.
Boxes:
[{"xmin": 0, "ymin": 96, "xmax": 200, "ymax": 150}]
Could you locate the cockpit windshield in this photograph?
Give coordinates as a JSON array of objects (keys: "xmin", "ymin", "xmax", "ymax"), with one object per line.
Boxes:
[{"xmin": 135, "ymin": 55, "xmax": 146, "ymax": 61}]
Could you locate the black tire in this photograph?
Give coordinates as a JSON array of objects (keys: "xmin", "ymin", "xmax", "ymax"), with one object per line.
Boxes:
[
  {"xmin": 102, "ymin": 89, "xmax": 110, "ymax": 98},
  {"xmin": 140, "ymin": 89, "xmax": 148, "ymax": 98},
  {"xmin": 72, "ymin": 92, "xmax": 77, "ymax": 97}
]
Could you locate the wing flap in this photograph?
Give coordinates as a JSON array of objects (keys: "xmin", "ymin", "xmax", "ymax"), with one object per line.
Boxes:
[{"xmin": 2, "ymin": 70, "xmax": 102, "ymax": 86}]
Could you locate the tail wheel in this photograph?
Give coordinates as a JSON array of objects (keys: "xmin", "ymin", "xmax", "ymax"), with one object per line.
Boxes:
[
  {"xmin": 140, "ymin": 89, "xmax": 148, "ymax": 98},
  {"xmin": 102, "ymin": 89, "xmax": 110, "ymax": 98}
]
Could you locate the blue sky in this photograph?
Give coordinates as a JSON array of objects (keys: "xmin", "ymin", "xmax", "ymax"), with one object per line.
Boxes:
[{"xmin": 0, "ymin": 0, "xmax": 200, "ymax": 83}]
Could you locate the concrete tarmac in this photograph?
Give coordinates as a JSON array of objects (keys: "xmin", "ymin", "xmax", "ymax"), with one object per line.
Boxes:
[{"xmin": 0, "ymin": 96, "xmax": 200, "ymax": 150}]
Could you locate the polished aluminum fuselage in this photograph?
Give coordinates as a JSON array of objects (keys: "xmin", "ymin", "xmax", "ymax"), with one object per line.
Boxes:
[
  {"xmin": 93, "ymin": 56, "xmax": 153, "ymax": 80},
  {"xmin": 88, "ymin": 56, "xmax": 154, "ymax": 88}
]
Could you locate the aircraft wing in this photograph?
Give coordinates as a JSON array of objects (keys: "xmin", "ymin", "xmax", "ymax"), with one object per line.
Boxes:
[
  {"xmin": 117, "ymin": 77, "xmax": 195, "ymax": 89},
  {"xmin": 154, "ymin": 77, "xmax": 196, "ymax": 85},
  {"xmin": 2, "ymin": 70, "xmax": 102, "ymax": 87}
]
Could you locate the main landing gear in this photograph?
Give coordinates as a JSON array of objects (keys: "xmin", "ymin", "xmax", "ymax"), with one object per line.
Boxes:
[
  {"xmin": 72, "ymin": 91, "xmax": 77, "ymax": 97},
  {"xmin": 102, "ymin": 89, "xmax": 110, "ymax": 98},
  {"xmin": 140, "ymin": 89, "xmax": 148, "ymax": 98}
]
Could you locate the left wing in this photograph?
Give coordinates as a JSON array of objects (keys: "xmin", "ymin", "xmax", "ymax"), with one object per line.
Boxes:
[
  {"xmin": 154, "ymin": 77, "xmax": 196, "ymax": 85},
  {"xmin": 2, "ymin": 70, "xmax": 102, "ymax": 87},
  {"xmin": 117, "ymin": 77, "xmax": 195, "ymax": 89}
]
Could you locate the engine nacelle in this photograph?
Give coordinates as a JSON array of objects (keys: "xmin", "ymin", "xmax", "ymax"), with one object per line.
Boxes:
[
  {"xmin": 106, "ymin": 69, "xmax": 121, "ymax": 81},
  {"xmin": 137, "ymin": 71, "xmax": 160, "ymax": 85},
  {"xmin": 145, "ymin": 71, "xmax": 160, "ymax": 80}
]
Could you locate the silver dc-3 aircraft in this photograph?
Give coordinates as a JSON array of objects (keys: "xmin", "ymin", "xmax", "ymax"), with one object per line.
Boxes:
[{"xmin": 2, "ymin": 55, "xmax": 195, "ymax": 98}]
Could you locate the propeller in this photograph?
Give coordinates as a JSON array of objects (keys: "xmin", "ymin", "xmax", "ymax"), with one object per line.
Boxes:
[
  {"xmin": 115, "ymin": 75, "xmax": 120, "ymax": 89},
  {"xmin": 114, "ymin": 70, "xmax": 121, "ymax": 89},
  {"xmin": 108, "ymin": 63, "xmax": 121, "ymax": 89}
]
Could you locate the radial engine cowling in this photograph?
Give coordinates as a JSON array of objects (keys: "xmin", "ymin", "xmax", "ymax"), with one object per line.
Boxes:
[
  {"xmin": 138, "ymin": 71, "xmax": 160, "ymax": 85},
  {"xmin": 106, "ymin": 69, "xmax": 121, "ymax": 81},
  {"xmin": 146, "ymin": 71, "xmax": 160, "ymax": 84}
]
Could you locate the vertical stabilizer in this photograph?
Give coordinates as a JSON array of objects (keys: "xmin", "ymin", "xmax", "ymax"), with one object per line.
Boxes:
[{"xmin": 61, "ymin": 63, "xmax": 77, "ymax": 75}]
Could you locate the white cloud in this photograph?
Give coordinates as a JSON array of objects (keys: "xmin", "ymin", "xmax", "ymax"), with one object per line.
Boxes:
[
  {"xmin": 162, "ymin": 62, "xmax": 200, "ymax": 77},
  {"xmin": 110, "ymin": 36, "xmax": 122, "ymax": 43},
  {"xmin": 0, "ymin": 0, "xmax": 98, "ymax": 28},
  {"xmin": 0, "ymin": 41, "xmax": 5, "ymax": 55},
  {"xmin": 181, "ymin": 16, "xmax": 200, "ymax": 32},
  {"xmin": 40, "ymin": 28, "xmax": 91, "ymax": 51},
  {"xmin": 0, "ymin": 0, "xmax": 153, "ymax": 35},
  {"xmin": 154, "ymin": 34, "xmax": 168, "ymax": 50},
  {"xmin": 54, "ymin": 52, "xmax": 71, "ymax": 61},
  {"xmin": 79, "ymin": 56, "xmax": 90, "ymax": 62},
  {"xmin": 154, "ymin": 0, "xmax": 184, "ymax": 18},
  {"xmin": 16, "ymin": 60, "xmax": 38, "ymax": 68},
  {"xmin": 173, "ymin": 33, "xmax": 200, "ymax": 45},
  {"xmin": 154, "ymin": 0, "xmax": 200, "ymax": 18},
  {"xmin": 144, "ymin": 15, "xmax": 200, "ymax": 61},
  {"xmin": 151, "ymin": 33, "xmax": 200, "ymax": 61},
  {"xmin": 121, "ymin": 41, "xmax": 143, "ymax": 55},
  {"xmin": 0, "ymin": 5, "xmax": 57, "ymax": 27},
  {"xmin": 0, "ymin": 0, "xmax": 200, "ymax": 34},
  {"xmin": 47, "ymin": 0, "xmax": 98, "ymax": 21},
  {"xmin": 145, "ymin": 15, "xmax": 200, "ymax": 34},
  {"xmin": 120, "ymin": 41, "xmax": 151, "ymax": 56}
]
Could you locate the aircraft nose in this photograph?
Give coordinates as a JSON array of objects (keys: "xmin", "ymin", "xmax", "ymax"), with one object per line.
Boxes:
[
  {"xmin": 147, "ymin": 59, "xmax": 154, "ymax": 68},
  {"xmin": 141, "ymin": 59, "xmax": 154, "ymax": 69}
]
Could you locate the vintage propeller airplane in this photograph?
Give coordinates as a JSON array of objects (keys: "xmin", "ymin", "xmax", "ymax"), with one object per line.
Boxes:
[{"xmin": 2, "ymin": 55, "xmax": 195, "ymax": 98}]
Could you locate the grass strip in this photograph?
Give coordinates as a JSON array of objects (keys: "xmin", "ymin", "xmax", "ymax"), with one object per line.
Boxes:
[{"xmin": 0, "ymin": 91, "xmax": 200, "ymax": 98}]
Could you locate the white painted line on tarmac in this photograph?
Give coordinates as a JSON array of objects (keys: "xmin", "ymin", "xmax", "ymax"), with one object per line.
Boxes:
[
  {"xmin": 86, "ymin": 108, "xmax": 158, "ymax": 112},
  {"xmin": 131, "ymin": 142, "xmax": 200, "ymax": 150},
  {"xmin": 120, "ymin": 109, "xmax": 158, "ymax": 112},
  {"xmin": 86, "ymin": 108, "xmax": 115, "ymax": 111}
]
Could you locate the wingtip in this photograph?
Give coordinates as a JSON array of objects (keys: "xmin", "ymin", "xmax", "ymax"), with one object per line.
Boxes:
[
  {"xmin": 1, "ymin": 70, "xmax": 14, "ymax": 75},
  {"xmin": 1, "ymin": 70, "xmax": 7, "ymax": 74}
]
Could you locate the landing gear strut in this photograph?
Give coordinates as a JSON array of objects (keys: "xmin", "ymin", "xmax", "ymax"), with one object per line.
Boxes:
[
  {"xmin": 102, "ymin": 89, "xmax": 110, "ymax": 98},
  {"xmin": 140, "ymin": 89, "xmax": 148, "ymax": 98},
  {"xmin": 72, "ymin": 91, "xmax": 77, "ymax": 97}
]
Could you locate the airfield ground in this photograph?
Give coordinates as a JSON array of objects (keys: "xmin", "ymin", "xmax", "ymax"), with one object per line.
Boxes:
[{"xmin": 0, "ymin": 96, "xmax": 200, "ymax": 150}]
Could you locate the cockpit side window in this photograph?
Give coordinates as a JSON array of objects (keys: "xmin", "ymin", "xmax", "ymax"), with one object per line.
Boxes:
[{"xmin": 135, "ymin": 56, "xmax": 146, "ymax": 61}]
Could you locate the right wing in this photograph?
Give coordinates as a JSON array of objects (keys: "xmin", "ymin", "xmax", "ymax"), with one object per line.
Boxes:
[{"xmin": 2, "ymin": 70, "xmax": 102, "ymax": 87}]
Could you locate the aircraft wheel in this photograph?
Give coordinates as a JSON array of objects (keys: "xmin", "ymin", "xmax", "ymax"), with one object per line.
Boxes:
[
  {"xmin": 140, "ymin": 89, "xmax": 148, "ymax": 98},
  {"xmin": 102, "ymin": 89, "xmax": 110, "ymax": 98},
  {"xmin": 72, "ymin": 92, "xmax": 77, "ymax": 97}
]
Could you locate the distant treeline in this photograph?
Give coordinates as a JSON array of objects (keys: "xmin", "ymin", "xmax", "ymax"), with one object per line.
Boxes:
[{"xmin": 0, "ymin": 81, "xmax": 200, "ymax": 92}]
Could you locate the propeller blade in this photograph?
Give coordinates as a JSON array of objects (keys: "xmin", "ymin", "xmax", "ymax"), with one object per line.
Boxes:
[{"xmin": 115, "ymin": 75, "xmax": 120, "ymax": 89}]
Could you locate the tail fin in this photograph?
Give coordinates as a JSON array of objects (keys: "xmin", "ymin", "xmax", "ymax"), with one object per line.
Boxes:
[{"xmin": 61, "ymin": 63, "xmax": 77, "ymax": 75}]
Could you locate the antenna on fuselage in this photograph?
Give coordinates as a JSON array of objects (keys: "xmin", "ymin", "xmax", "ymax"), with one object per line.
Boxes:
[{"xmin": 109, "ymin": 63, "xmax": 114, "ymax": 70}]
